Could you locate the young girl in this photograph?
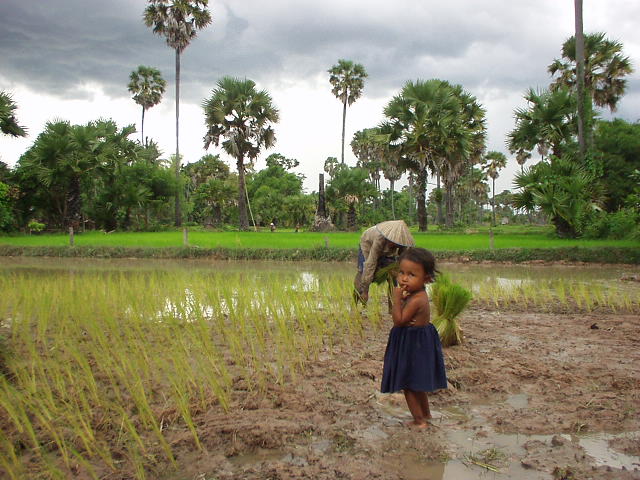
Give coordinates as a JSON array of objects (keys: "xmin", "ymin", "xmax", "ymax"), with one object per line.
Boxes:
[{"xmin": 380, "ymin": 247, "xmax": 447, "ymax": 428}]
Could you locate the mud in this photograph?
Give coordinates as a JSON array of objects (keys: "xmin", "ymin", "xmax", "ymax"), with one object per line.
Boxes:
[{"xmin": 152, "ymin": 308, "xmax": 640, "ymax": 480}]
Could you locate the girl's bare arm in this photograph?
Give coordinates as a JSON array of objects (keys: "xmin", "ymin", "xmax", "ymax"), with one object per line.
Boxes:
[{"xmin": 392, "ymin": 288, "xmax": 426, "ymax": 327}]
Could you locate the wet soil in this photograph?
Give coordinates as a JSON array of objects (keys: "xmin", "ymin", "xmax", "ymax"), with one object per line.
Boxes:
[{"xmin": 154, "ymin": 308, "xmax": 640, "ymax": 480}]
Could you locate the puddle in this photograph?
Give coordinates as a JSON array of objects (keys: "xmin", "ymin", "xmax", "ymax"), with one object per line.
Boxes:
[
  {"xmin": 226, "ymin": 447, "xmax": 287, "ymax": 467},
  {"xmin": 373, "ymin": 394, "xmax": 640, "ymax": 479},
  {"xmin": 506, "ymin": 393, "xmax": 529, "ymax": 409},
  {"xmin": 578, "ymin": 432, "xmax": 640, "ymax": 470}
]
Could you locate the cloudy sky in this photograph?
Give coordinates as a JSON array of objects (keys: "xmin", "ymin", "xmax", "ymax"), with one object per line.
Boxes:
[{"xmin": 1, "ymin": 0, "xmax": 639, "ymax": 193}]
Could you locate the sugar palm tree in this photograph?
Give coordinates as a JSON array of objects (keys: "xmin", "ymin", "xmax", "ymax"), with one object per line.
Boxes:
[
  {"xmin": 549, "ymin": 32, "xmax": 633, "ymax": 113},
  {"xmin": 376, "ymin": 121, "xmax": 404, "ymax": 219},
  {"xmin": 441, "ymin": 84, "xmax": 486, "ymax": 226},
  {"xmin": 328, "ymin": 59, "xmax": 367, "ymax": 164},
  {"xmin": 144, "ymin": 0, "xmax": 212, "ymax": 226},
  {"xmin": 203, "ymin": 76, "xmax": 279, "ymax": 230},
  {"xmin": 384, "ymin": 79, "xmax": 467, "ymax": 231},
  {"xmin": 0, "ymin": 91, "xmax": 26, "ymax": 138},
  {"xmin": 128, "ymin": 65, "xmax": 166, "ymax": 144},
  {"xmin": 573, "ymin": 0, "xmax": 586, "ymax": 159},
  {"xmin": 482, "ymin": 151, "xmax": 507, "ymax": 227},
  {"xmin": 507, "ymin": 87, "xmax": 576, "ymax": 160}
]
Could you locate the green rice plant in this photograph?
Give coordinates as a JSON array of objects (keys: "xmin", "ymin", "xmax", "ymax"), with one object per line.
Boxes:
[
  {"xmin": 555, "ymin": 280, "xmax": 567, "ymax": 308},
  {"xmin": 431, "ymin": 274, "xmax": 472, "ymax": 347}
]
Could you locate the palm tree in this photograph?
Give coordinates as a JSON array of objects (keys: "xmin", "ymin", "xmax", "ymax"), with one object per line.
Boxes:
[
  {"xmin": 328, "ymin": 59, "xmax": 367, "ymax": 164},
  {"xmin": 459, "ymin": 167, "xmax": 489, "ymax": 224},
  {"xmin": 548, "ymin": 32, "xmax": 633, "ymax": 113},
  {"xmin": 203, "ymin": 76, "xmax": 279, "ymax": 230},
  {"xmin": 128, "ymin": 65, "xmax": 167, "ymax": 144},
  {"xmin": 440, "ymin": 84, "xmax": 486, "ymax": 226},
  {"xmin": 507, "ymin": 87, "xmax": 577, "ymax": 160},
  {"xmin": 515, "ymin": 150, "xmax": 531, "ymax": 173},
  {"xmin": 144, "ymin": 0, "xmax": 212, "ymax": 227},
  {"xmin": 513, "ymin": 158, "xmax": 604, "ymax": 237},
  {"xmin": 384, "ymin": 79, "xmax": 467, "ymax": 231},
  {"xmin": 482, "ymin": 151, "xmax": 507, "ymax": 227},
  {"xmin": 0, "ymin": 91, "xmax": 27, "ymax": 138},
  {"xmin": 376, "ymin": 122, "xmax": 404, "ymax": 219},
  {"xmin": 574, "ymin": 0, "xmax": 586, "ymax": 160},
  {"xmin": 351, "ymin": 128, "xmax": 381, "ymax": 195}
]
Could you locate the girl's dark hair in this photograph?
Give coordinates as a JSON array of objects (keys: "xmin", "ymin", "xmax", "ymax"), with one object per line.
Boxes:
[{"xmin": 399, "ymin": 247, "xmax": 438, "ymax": 278}]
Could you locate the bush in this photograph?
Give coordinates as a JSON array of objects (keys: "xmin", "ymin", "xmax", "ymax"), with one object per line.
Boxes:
[
  {"xmin": 27, "ymin": 220, "xmax": 45, "ymax": 233},
  {"xmin": 582, "ymin": 208, "xmax": 639, "ymax": 239}
]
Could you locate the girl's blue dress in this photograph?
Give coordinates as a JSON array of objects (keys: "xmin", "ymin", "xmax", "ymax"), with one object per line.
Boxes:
[{"xmin": 381, "ymin": 324, "xmax": 448, "ymax": 393}]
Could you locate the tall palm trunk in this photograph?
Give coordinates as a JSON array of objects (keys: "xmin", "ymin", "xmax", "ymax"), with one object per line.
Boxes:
[
  {"xmin": 436, "ymin": 171, "xmax": 444, "ymax": 226},
  {"xmin": 174, "ymin": 49, "xmax": 182, "ymax": 227},
  {"xmin": 491, "ymin": 177, "xmax": 496, "ymax": 227},
  {"xmin": 237, "ymin": 158, "xmax": 249, "ymax": 230},
  {"xmin": 347, "ymin": 204, "xmax": 357, "ymax": 231},
  {"xmin": 445, "ymin": 183, "xmax": 454, "ymax": 227},
  {"xmin": 390, "ymin": 179, "xmax": 395, "ymax": 219},
  {"xmin": 140, "ymin": 106, "xmax": 145, "ymax": 144},
  {"xmin": 340, "ymin": 98, "xmax": 347, "ymax": 163},
  {"xmin": 66, "ymin": 176, "xmax": 82, "ymax": 229},
  {"xmin": 416, "ymin": 169, "xmax": 428, "ymax": 232},
  {"xmin": 575, "ymin": 0, "xmax": 586, "ymax": 161}
]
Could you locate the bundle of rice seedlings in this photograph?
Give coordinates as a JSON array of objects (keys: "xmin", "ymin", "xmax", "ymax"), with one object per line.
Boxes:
[
  {"xmin": 431, "ymin": 274, "xmax": 472, "ymax": 347},
  {"xmin": 374, "ymin": 262, "xmax": 399, "ymax": 312},
  {"xmin": 430, "ymin": 273, "xmax": 452, "ymax": 318}
]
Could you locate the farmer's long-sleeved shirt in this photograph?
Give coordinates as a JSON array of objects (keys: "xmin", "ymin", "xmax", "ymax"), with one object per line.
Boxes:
[{"xmin": 358, "ymin": 226, "xmax": 399, "ymax": 294}]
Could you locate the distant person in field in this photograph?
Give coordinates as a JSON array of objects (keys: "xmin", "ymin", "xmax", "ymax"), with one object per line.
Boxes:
[
  {"xmin": 270, "ymin": 221, "xmax": 276, "ymax": 232},
  {"xmin": 354, "ymin": 220, "xmax": 415, "ymax": 304},
  {"xmin": 381, "ymin": 247, "xmax": 447, "ymax": 428}
]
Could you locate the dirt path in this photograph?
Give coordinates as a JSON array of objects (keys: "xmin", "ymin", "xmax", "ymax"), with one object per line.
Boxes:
[{"xmin": 156, "ymin": 308, "xmax": 640, "ymax": 480}]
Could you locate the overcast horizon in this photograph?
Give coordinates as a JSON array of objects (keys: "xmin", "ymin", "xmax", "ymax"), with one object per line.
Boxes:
[{"xmin": 1, "ymin": 0, "xmax": 639, "ymax": 194}]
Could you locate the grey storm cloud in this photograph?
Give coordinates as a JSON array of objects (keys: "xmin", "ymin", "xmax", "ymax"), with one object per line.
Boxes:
[{"xmin": 1, "ymin": 0, "xmax": 638, "ymax": 109}]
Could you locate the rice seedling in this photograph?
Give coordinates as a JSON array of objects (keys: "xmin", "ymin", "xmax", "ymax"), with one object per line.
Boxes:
[
  {"xmin": 431, "ymin": 274, "xmax": 472, "ymax": 347},
  {"xmin": 1, "ymin": 258, "xmax": 638, "ymax": 477}
]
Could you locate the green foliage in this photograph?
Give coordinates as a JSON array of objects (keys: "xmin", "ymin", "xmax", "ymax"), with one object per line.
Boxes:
[
  {"xmin": 431, "ymin": 274, "xmax": 472, "ymax": 347},
  {"xmin": 247, "ymin": 156, "xmax": 308, "ymax": 227},
  {"xmin": 202, "ymin": 76, "xmax": 279, "ymax": 230},
  {"xmin": 13, "ymin": 119, "xmax": 163, "ymax": 230},
  {"xmin": 582, "ymin": 208, "xmax": 639, "ymax": 239},
  {"xmin": 27, "ymin": 220, "xmax": 45, "ymax": 233},
  {"xmin": 592, "ymin": 119, "xmax": 640, "ymax": 211},
  {"xmin": 0, "ymin": 182, "xmax": 14, "ymax": 231},
  {"xmin": 0, "ymin": 90, "xmax": 26, "ymax": 137},
  {"xmin": 325, "ymin": 164, "xmax": 376, "ymax": 229},
  {"xmin": 507, "ymin": 87, "xmax": 577, "ymax": 159},
  {"xmin": 513, "ymin": 157, "xmax": 604, "ymax": 237},
  {"xmin": 548, "ymin": 32, "xmax": 634, "ymax": 112}
]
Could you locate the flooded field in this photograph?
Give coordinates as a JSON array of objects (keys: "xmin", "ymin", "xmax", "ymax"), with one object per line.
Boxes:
[{"xmin": 0, "ymin": 257, "xmax": 638, "ymax": 479}]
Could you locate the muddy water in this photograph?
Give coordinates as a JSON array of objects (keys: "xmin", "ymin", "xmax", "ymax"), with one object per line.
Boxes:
[
  {"xmin": 376, "ymin": 393, "xmax": 639, "ymax": 479},
  {"xmin": 1, "ymin": 256, "xmax": 638, "ymax": 287}
]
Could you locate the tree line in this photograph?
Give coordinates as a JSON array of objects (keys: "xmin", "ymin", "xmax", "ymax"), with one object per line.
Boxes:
[{"xmin": 0, "ymin": 0, "xmax": 638, "ymax": 238}]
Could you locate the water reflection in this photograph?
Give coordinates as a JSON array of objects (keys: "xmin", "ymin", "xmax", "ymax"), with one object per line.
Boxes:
[{"xmin": 1, "ymin": 257, "xmax": 638, "ymax": 305}]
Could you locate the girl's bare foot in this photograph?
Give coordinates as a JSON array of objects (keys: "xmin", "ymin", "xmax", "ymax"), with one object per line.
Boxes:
[{"xmin": 404, "ymin": 420, "xmax": 429, "ymax": 429}]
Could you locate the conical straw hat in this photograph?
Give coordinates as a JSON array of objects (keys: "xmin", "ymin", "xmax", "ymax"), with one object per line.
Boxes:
[{"xmin": 375, "ymin": 220, "xmax": 415, "ymax": 247}]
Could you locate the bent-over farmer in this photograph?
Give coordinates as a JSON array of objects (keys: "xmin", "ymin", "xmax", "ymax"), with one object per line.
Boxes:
[{"xmin": 354, "ymin": 220, "xmax": 415, "ymax": 304}]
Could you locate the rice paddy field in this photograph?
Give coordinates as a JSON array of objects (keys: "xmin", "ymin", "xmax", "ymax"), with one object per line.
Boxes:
[{"xmin": 0, "ymin": 257, "xmax": 639, "ymax": 479}]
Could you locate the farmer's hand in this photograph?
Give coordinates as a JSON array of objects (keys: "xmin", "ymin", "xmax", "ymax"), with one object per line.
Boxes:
[{"xmin": 360, "ymin": 290, "xmax": 369, "ymax": 304}]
